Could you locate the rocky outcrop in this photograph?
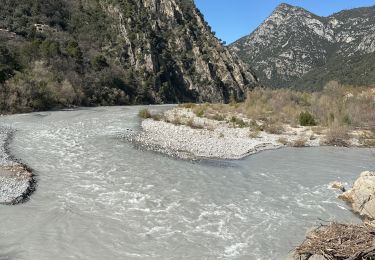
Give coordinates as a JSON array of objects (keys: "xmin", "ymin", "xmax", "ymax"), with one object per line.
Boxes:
[
  {"xmin": 100, "ymin": 0, "xmax": 258, "ymax": 103},
  {"xmin": 230, "ymin": 3, "xmax": 375, "ymax": 89},
  {"xmin": 339, "ymin": 171, "xmax": 375, "ymax": 221}
]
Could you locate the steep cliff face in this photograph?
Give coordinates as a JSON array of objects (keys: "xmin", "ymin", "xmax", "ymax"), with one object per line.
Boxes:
[
  {"xmin": 100, "ymin": 0, "xmax": 257, "ymax": 102},
  {"xmin": 230, "ymin": 3, "xmax": 375, "ymax": 89},
  {"xmin": 0, "ymin": 0, "xmax": 257, "ymax": 113}
]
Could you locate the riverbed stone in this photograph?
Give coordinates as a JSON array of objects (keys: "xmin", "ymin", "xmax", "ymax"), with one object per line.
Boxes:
[
  {"xmin": 339, "ymin": 171, "xmax": 375, "ymax": 221},
  {"xmin": 132, "ymin": 107, "xmax": 325, "ymax": 160},
  {"xmin": 0, "ymin": 165, "xmax": 34, "ymax": 204}
]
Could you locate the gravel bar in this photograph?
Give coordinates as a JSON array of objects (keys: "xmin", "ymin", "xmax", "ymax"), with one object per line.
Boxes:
[{"xmin": 0, "ymin": 126, "xmax": 35, "ymax": 205}]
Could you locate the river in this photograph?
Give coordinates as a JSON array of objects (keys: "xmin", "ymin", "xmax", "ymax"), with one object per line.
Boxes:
[{"xmin": 0, "ymin": 106, "xmax": 374, "ymax": 259}]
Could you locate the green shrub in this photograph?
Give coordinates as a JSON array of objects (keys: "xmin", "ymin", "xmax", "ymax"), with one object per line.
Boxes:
[
  {"xmin": 138, "ymin": 108, "xmax": 151, "ymax": 119},
  {"xmin": 299, "ymin": 111, "xmax": 316, "ymax": 126},
  {"xmin": 40, "ymin": 40, "xmax": 61, "ymax": 57},
  {"xmin": 92, "ymin": 55, "xmax": 108, "ymax": 70},
  {"xmin": 194, "ymin": 108, "xmax": 204, "ymax": 117},
  {"xmin": 342, "ymin": 114, "xmax": 351, "ymax": 125},
  {"xmin": 0, "ymin": 45, "xmax": 20, "ymax": 83},
  {"xmin": 292, "ymin": 138, "xmax": 307, "ymax": 147},
  {"xmin": 264, "ymin": 123, "xmax": 284, "ymax": 134},
  {"xmin": 230, "ymin": 116, "xmax": 247, "ymax": 128},
  {"xmin": 65, "ymin": 41, "xmax": 83, "ymax": 60}
]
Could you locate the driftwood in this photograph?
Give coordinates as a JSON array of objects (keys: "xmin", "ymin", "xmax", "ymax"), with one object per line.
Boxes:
[{"xmin": 295, "ymin": 223, "xmax": 375, "ymax": 260}]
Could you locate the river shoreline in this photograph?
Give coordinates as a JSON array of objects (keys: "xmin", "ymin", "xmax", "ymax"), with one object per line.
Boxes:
[
  {"xmin": 130, "ymin": 107, "xmax": 369, "ymax": 160},
  {"xmin": 0, "ymin": 126, "xmax": 36, "ymax": 205},
  {"xmin": 0, "ymin": 106, "xmax": 373, "ymax": 259}
]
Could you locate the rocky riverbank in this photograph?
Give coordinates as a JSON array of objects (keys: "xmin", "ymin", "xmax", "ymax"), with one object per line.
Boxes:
[
  {"xmin": 288, "ymin": 171, "xmax": 375, "ymax": 259},
  {"xmin": 0, "ymin": 126, "xmax": 35, "ymax": 205},
  {"xmin": 287, "ymin": 223, "xmax": 375, "ymax": 259},
  {"xmin": 131, "ymin": 107, "xmax": 366, "ymax": 160},
  {"xmin": 340, "ymin": 171, "xmax": 375, "ymax": 222}
]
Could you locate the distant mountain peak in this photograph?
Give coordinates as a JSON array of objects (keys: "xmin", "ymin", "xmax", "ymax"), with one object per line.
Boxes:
[
  {"xmin": 272, "ymin": 3, "xmax": 317, "ymax": 19},
  {"xmin": 275, "ymin": 3, "xmax": 297, "ymax": 11},
  {"xmin": 229, "ymin": 4, "xmax": 375, "ymax": 89}
]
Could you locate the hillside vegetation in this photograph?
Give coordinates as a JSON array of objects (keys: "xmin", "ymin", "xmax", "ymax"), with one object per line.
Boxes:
[{"xmin": 0, "ymin": 0, "xmax": 257, "ymax": 113}]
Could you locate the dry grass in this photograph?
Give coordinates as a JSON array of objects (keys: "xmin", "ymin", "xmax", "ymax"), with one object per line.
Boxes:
[
  {"xmin": 362, "ymin": 139, "xmax": 375, "ymax": 147},
  {"xmin": 249, "ymin": 129, "xmax": 260, "ymax": 139},
  {"xmin": 138, "ymin": 108, "xmax": 151, "ymax": 119},
  {"xmin": 193, "ymin": 107, "xmax": 205, "ymax": 117},
  {"xmin": 292, "ymin": 138, "xmax": 308, "ymax": 147},
  {"xmin": 178, "ymin": 103, "xmax": 196, "ymax": 109},
  {"xmin": 277, "ymin": 137, "xmax": 289, "ymax": 145},
  {"xmin": 142, "ymin": 83, "xmax": 374, "ymax": 148},
  {"xmin": 323, "ymin": 125, "xmax": 351, "ymax": 147},
  {"xmin": 359, "ymin": 130, "xmax": 375, "ymax": 147},
  {"xmin": 202, "ymin": 82, "xmax": 374, "ymax": 129},
  {"xmin": 138, "ymin": 108, "xmax": 165, "ymax": 121},
  {"xmin": 207, "ymin": 113, "xmax": 226, "ymax": 121},
  {"xmin": 182, "ymin": 82, "xmax": 374, "ymax": 146},
  {"xmin": 186, "ymin": 118, "xmax": 204, "ymax": 129},
  {"xmin": 296, "ymin": 223, "xmax": 375, "ymax": 259},
  {"xmin": 312, "ymin": 126, "xmax": 326, "ymax": 135},
  {"xmin": 229, "ymin": 116, "xmax": 248, "ymax": 128},
  {"xmin": 263, "ymin": 122, "xmax": 285, "ymax": 134}
]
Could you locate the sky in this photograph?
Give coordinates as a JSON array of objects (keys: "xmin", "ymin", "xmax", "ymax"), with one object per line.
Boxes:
[{"xmin": 194, "ymin": 0, "xmax": 375, "ymax": 44}]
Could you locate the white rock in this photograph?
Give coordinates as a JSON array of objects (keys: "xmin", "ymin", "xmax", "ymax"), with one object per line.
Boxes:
[{"xmin": 340, "ymin": 171, "xmax": 375, "ymax": 220}]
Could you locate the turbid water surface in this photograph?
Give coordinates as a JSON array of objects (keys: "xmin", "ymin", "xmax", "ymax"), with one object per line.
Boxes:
[{"xmin": 0, "ymin": 106, "xmax": 374, "ymax": 260}]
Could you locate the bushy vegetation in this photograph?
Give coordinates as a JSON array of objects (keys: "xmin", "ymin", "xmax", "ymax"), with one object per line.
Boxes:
[
  {"xmin": 138, "ymin": 108, "xmax": 152, "ymax": 119},
  {"xmin": 209, "ymin": 82, "xmax": 374, "ymax": 129},
  {"xmin": 292, "ymin": 138, "xmax": 308, "ymax": 147},
  {"xmin": 0, "ymin": 0, "xmax": 139, "ymax": 113},
  {"xmin": 187, "ymin": 81, "xmax": 374, "ymax": 144},
  {"xmin": 230, "ymin": 116, "xmax": 247, "ymax": 128},
  {"xmin": 299, "ymin": 111, "xmax": 316, "ymax": 126},
  {"xmin": 0, "ymin": 0, "xmax": 239, "ymax": 113}
]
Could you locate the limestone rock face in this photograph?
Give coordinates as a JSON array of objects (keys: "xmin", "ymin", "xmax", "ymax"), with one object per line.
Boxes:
[
  {"xmin": 100, "ymin": 0, "xmax": 258, "ymax": 103},
  {"xmin": 340, "ymin": 171, "xmax": 375, "ymax": 221},
  {"xmin": 230, "ymin": 3, "xmax": 375, "ymax": 89}
]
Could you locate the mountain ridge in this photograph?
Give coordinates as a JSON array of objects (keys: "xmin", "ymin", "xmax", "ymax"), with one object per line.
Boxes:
[{"xmin": 230, "ymin": 3, "xmax": 375, "ymax": 89}]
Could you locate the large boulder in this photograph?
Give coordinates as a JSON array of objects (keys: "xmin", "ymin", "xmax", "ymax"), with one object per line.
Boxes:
[{"xmin": 339, "ymin": 171, "xmax": 375, "ymax": 221}]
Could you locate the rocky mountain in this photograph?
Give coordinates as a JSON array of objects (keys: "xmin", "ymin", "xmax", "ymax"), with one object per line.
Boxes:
[
  {"xmin": 230, "ymin": 3, "xmax": 375, "ymax": 90},
  {"xmin": 0, "ymin": 0, "xmax": 257, "ymax": 113}
]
